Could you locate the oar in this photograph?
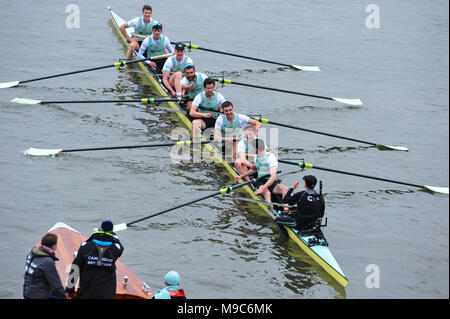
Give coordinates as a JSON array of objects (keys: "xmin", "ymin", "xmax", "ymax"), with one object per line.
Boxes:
[
  {"xmin": 214, "ymin": 78, "xmax": 363, "ymax": 106},
  {"xmin": 11, "ymin": 97, "xmax": 191, "ymax": 105},
  {"xmin": 254, "ymin": 116, "xmax": 408, "ymax": 151},
  {"xmin": 278, "ymin": 160, "xmax": 449, "ymax": 195},
  {"xmin": 113, "ymin": 173, "xmax": 275, "ymax": 232},
  {"xmin": 175, "ymin": 42, "xmax": 320, "ymax": 72},
  {"xmin": 132, "ymin": 34, "xmax": 147, "ymax": 39},
  {"xmin": 0, "ymin": 53, "xmax": 173, "ymax": 89},
  {"xmin": 24, "ymin": 140, "xmax": 210, "ymax": 157},
  {"xmin": 223, "ymin": 194, "xmax": 293, "ymax": 209}
]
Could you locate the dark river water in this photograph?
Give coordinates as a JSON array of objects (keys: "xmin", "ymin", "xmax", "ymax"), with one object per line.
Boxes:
[{"xmin": 0, "ymin": 0, "xmax": 448, "ymax": 299}]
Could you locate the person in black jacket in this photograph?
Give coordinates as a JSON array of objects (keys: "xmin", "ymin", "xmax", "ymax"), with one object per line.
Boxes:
[
  {"xmin": 66, "ymin": 221, "xmax": 124, "ymax": 299},
  {"xmin": 23, "ymin": 233, "xmax": 67, "ymax": 299},
  {"xmin": 275, "ymin": 175, "xmax": 325, "ymax": 231}
]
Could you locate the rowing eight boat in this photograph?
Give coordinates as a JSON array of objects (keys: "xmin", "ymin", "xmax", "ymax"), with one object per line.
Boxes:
[{"xmin": 108, "ymin": 7, "xmax": 348, "ymax": 288}]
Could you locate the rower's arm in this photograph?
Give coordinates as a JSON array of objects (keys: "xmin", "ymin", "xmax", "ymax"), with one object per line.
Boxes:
[
  {"xmin": 238, "ymin": 151, "xmax": 253, "ymax": 167},
  {"xmin": 189, "ymin": 105, "xmax": 208, "ymax": 118},
  {"xmin": 261, "ymin": 167, "xmax": 278, "ymax": 190},
  {"xmin": 213, "ymin": 128, "xmax": 222, "ymax": 141},
  {"xmin": 119, "ymin": 23, "xmax": 133, "ymax": 42},
  {"xmin": 239, "ymin": 168, "xmax": 257, "ymax": 179},
  {"xmin": 180, "ymin": 78, "xmax": 193, "ymax": 91},
  {"xmin": 165, "ymin": 37, "xmax": 174, "ymax": 54},
  {"xmin": 137, "ymin": 40, "xmax": 149, "ymax": 63},
  {"xmin": 248, "ymin": 118, "xmax": 263, "ymax": 131},
  {"xmin": 213, "ymin": 131, "xmax": 236, "ymax": 142},
  {"xmin": 180, "ymin": 81, "xmax": 189, "ymax": 96},
  {"xmin": 162, "ymin": 71, "xmax": 174, "ymax": 94}
]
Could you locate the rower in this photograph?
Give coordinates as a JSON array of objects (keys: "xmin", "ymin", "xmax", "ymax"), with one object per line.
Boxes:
[
  {"xmin": 235, "ymin": 125, "xmax": 260, "ymax": 181},
  {"xmin": 213, "ymin": 101, "xmax": 262, "ymax": 162},
  {"xmin": 162, "ymin": 43, "xmax": 193, "ymax": 97},
  {"xmin": 119, "ymin": 5, "xmax": 158, "ymax": 60},
  {"xmin": 179, "ymin": 64, "xmax": 209, "ymax": 113},
  {"xmin": 189, "ymin": 78, "xmax": 226, "ymax": 140},
  {"xmin": 137, "ymin": 23, "xmax": 173, "ymax": 72},
  {"xmin": 235, "ymin": 138, "xmax": 289, "ymax": 203},
  {"xmin": 275, "ymin": 175, "xmax": 325, "ymax": 231}
]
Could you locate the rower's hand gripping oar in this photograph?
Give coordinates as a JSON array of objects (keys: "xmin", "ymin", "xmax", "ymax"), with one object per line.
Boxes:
[
  {"xmin": 278, "ymin": 160, "xmax": 449, "ymax": 195},
  {"xmin": 112, "ymin": 173, "xmax": 276, "ymax": 232},
  {"xmin": 254, "ymin": 116, "xmax": 408, "ymax": 151},
  {"xmin": 175, "ymin": 41, "xmax": 320, "ymax": 72},
  {"xmin": 214, "ymin": 78, "xmax": 363, "ymax": 106},
  {"xmin": 24, "ymin": 140, "xmax": 211, "ymax": 157},
  {"xmin": 0, "ymin": 53, "xmax": 172, "ymax": 89}
]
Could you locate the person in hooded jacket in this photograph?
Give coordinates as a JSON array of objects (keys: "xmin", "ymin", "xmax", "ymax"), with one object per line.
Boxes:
[
  {"xmin": 23, "ymin": 233, "xmax": 66, "ymax": 299},
  {"xmin": 66, "ymin": 221, "xmax": 124, "ymax": 299},
  {"xmin": 153, "ymin": 271, "xmax": 186, "ymax": 299}
]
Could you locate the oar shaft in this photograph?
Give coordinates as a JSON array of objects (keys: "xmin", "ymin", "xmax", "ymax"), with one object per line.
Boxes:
[
  {"xmin": 312, "ymin": 165, "xmax": 423, "ymax": 188},
  {"xmin": 127, "ymin": 192, "xmax": 219, "ymax": 226},
  {"xmin": 256, "ymin": 118, "xmax": 376, "ymax": 146},
  {"xmin": 19, "ymin": 65, "xmax": 119, "ymax": 85},
  {"xmin": 40, "ymin": 98, "xmax": 188, "ymax": 104},
  {"xmin": 126, "ymin": 178, "xmax": 258, "ymax": 227},
  {"xmin": 278, "ymin": 160, "xmax": 423, "ymax": 189},
  {"xmin": 215, "ymin": 78, "xmax": 332, "ymax": 101},
  {"xmin": 183, "ymin": 43, "xmax": 290, "ymax": 68},
  {"xmin": 17, "ymin": 57, "xmax": 150, "ymax": 85},
  {"xmin": 62, "ymin": 140, "xmax": 209, "ymax": 153},
  {"xmin": 42, "ymin": 99, "xmax": 142, "ymax": 104}
]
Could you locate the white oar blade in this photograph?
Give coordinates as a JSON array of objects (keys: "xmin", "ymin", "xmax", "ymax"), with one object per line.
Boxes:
[
  {"xmin": 291, "ymin": 65, "xmax": 321, "ymax": 72},
  {"xmin": 291, "ymin": 64, "xmax": 321, "ymax": 71},
  {"xmin": 24, "ymin": 147, "xmax": 63, "ymax": 156},
  {"xmin": 332, "ymin": 97, "xmax": 363, "ymax": 106},
  {"xmin": 11, "ymin": 97, "xmax": 42, "ymax": 105},
  {"xmin": 424, "ymin": 185, "xmax": 449, "ymax": 195},
  {"xmin": 0, "ymin": 81, "xmax": 20, "ymax": 89},
  {"xmin": 376, "ymin": 144, "xmax": 409, "ymax": 151},
  {"xmin": 113, "ymin": 223, "xmax": 128, "ymax": 232}
]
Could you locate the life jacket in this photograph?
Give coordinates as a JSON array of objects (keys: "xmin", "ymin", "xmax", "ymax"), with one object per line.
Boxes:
[
  {"xmin": 243, "ymin": 139, "xmax": 256, "ymax": 163},
  {"xmin": 219, "ymin": 113, "xmax": 242, "ymax": 148},
  {"xmin": 255, "ymin": 151, "xmax": 274, "ymax": 178},
  {"xmin": 186, "ymin": 72, "xmax": 205, "ymax": 99},
  {"xmin": 133, "ymin": 17, "xmax": 156, "ymax": 39},
  {"xmin": 169, "ymin": 288, "xmax": 186, "ymax": 299},
  {"xmin": 146, "ymin": 35, "xmax": 166, "ymax": 57},
  {"xmin": 198, "ymin": 91, "xmax": 220, "ymax": 116},
  {"xmin": 169, "ymin": 55, "xmax": 189, "ymax": 73},
  {"xmin": 220, "ymin": 113, "xmax": 241, "ymax": 138}
]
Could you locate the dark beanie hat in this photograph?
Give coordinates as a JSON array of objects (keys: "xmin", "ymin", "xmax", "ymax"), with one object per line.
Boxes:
[{"xmin": 101, "ymin": 220, "xmax": 114, "ymax": 232}]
